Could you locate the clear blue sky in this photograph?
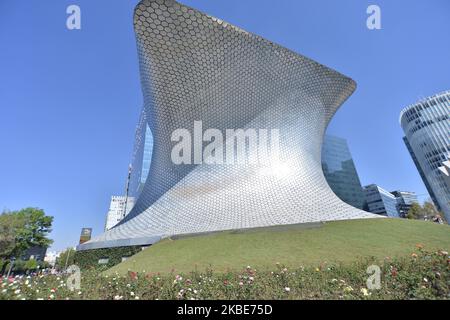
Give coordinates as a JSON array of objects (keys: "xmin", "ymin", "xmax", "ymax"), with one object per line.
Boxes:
[{"xmin": 1, "ymin": 0, "xmax": 449, "ymax": 252}]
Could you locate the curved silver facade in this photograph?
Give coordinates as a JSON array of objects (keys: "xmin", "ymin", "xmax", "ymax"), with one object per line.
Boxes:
[
  {"xmin": 400, "ymin": 90, "xmax": 450, "ymax": 222},
  {"xmin": 79, "ymin": 0, "xmax": 376, "ymax": 250}
]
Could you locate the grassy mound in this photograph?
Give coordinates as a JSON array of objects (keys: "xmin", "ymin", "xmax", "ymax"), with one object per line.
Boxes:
[{"xmin": 106, "ymin": 218, "xmax": 450, "ymax": 275}]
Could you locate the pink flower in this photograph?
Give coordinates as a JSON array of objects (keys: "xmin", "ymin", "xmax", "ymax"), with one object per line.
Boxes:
[
  {"xmin": 391, "ymin": 268, "xmax": 398, "ymax": 277},
  {"xmin": 128, "ymin": 271, "xmax": 138, "ymax": 280}
]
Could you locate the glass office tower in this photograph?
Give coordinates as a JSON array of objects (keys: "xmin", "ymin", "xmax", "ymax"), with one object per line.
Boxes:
[
  {"xmin": 364, "ymin": 184, "xmax": 400, "ymax": 217},
  {"xmin": 391, "ymin": 190, "xmax": 419, "ymax": 218},
  {"xmin": 400, "ymin": 90, "xmax": 450, "ymax": 222},
  {"xmin": 322, "ymin": 135, "xmax": 366, "ymax": 209},
  {"xmin": 129, "ymin": 108, "xmax": 154, "ymax": 199}
]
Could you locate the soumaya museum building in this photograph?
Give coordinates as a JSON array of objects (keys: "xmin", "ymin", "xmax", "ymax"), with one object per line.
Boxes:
[
  {"xmin": 400, "ymin": 90, "xmax": 450, "ymax": 222},
  {"xmin": 78, "ymin": 0, "xmax": 378, "ymax": 250}
]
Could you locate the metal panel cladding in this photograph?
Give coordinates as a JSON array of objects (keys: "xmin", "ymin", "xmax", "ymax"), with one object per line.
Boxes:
[{"xmin": 79, "ymin": 0, "xmax": 377, "ymax": 250}]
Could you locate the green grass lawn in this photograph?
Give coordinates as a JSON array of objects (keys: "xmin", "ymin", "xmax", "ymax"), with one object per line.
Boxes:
[{"xmin": 106, "ymin": 218, "xmax": 450, "ymax": 275}]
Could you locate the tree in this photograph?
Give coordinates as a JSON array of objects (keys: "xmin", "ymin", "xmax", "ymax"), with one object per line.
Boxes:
[
  {"xmin": 422, "ymin": 201, "xmax": 439, "ymax": 219},
  {"xmin": 24, "ymin": 259, "xmax": 38, "ymax": 271},
  {"xmin": 406, "ymin": 203, "xmax": 422, "ymax": 220},
  {"xmin": 0, "ymin": 212, "xmax": 25, "ymax": 258},
  {"xmin": 13, "ymin": 208, "xmax": 53, "ymax": 257},
  {"xmin": 56, "ymin": 248, "xmax": 76, "ymax": 270},
  {"xmin": 0, "ymin": 208, "xmax": 53, "ymax": 259}
]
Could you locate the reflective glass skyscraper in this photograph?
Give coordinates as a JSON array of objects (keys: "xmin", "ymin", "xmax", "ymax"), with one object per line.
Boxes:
[
  {"xmin": 391, "ymin": 190, "xmax": 419, "ymax": 218},
  {"xmin": 364, "ymin": 184, "xmax": 400, "ymax": 217},
  {"xmin": 129, "ymin": 108, "xmax": 154, "ymax": 199},
  {"xmin": 322, "ymin": 135, "xmax": 365, "ymax": 209},
  {"xmin": 400, "ymin": 90, "xmax": 450, "ymax": 222}
]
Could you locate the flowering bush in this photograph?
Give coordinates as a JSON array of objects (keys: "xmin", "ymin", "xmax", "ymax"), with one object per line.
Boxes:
[{"xmin": 0, "ymin": 249, "xmax": 448, "ymax": 300}]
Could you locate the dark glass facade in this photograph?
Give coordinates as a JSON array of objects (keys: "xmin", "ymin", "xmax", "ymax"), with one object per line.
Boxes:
[
  {"xmin": 129, "ymin": 108, "xmax": 154, "ymax": 199},
  {"xmin": 322, "ymin": 135, "xmax": 365, "ymax": 209},
  {"xmin": 364, "ymin": 184, "xmax": 399, "ymax": 217},
  {"xmin": 391, "ymin": 190, "xmax": 419, "ymax": 218}
]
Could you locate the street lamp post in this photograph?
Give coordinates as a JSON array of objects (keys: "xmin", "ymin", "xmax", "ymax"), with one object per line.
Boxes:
[{"xmin": 6, "ymin": 257, "xmax": 16, "ymax": 279}]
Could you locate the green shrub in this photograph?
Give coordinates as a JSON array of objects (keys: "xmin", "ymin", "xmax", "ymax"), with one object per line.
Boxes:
[
  {"xmin": 74, "ymin": 246, "xmax": 143, "ymax": 270},
  {"xmin": 24, "ymin": 259, "xmax": 38, "ymax": 271}
]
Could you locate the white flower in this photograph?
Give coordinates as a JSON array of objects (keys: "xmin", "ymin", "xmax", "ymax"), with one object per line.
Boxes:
[
  {"xmin": 14, "ymin": 289, "xmax": 21, "ymax": 294},
  {"xmin": 114, "ymin": 295, "xmax": 123, "ymax": 300},
  {"xmin": 37, "ymin": 298, "xmax": 44, "ymax": 300},
  {"xmin": 1, "ymin": 289, "xmax": 7, "ymax": 293},
  {"xmin": 343, "ymin": 286, "xmax": 354, "ymax": 293},
  {"xmin": 423, "ymin": 278, "xmax": 428, "ymax": 283},
  {"xmin": 49, "ymin": 294, "xmax": 55, "ymax": 299},
  {"xmin": 284, "ymin": 287, "xmax": 291, "ymax": 292},
  {"xmin": 360, "ymin": 288, "xmax": 371, "ymax": 296},
  {"xmin": 135, "ymin": 296, "xmax": 140, "ymax": 300},
  {"xmin": 249, "ymin": 276, "xmax": 254, "ymax": 281},
  {"xmin": 130, "ymin": 292, "xmax": 135, "ymax": 296},
  {"xmin": 78, "ymin": 291, "xmax": 82, "ymax": 295}
]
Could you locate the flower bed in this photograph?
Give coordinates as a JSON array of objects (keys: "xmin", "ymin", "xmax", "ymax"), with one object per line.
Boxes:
[{"xmin": 1, "ymin": 248, "xmax": 448, "ymax": 300}]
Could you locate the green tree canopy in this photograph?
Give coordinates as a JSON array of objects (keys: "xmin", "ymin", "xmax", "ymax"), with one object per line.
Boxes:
[
  {"xmin": 0, "ymin": 208, "xmax": 53, "ymax": 259},
  {"xmin": 406, "ymin": 203, "xmax": 423, "ymax": 220},
  {"xmin": 422, "ymin": 201, "xmax": 439, "ymax": 218},
  {"xmin": 406, "ymin": 200, "xmax": 446, "ymax": 223},
  {"xmin": 0, "ymin": 212, "xmax": 24, "ymax": 258},
  {"xmin": 56, "ymin": 247, "xmax": 76, "ymax": 270}
]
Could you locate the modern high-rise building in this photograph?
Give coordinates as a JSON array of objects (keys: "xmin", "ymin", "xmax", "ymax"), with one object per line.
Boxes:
[
  {"xmin": 129, "ymin": 108, "xmax": 154, "ymax": 198},
  {"xmin": 391, "ymin": 190, "xmax": 419, "ymax": 218},
  {"xmin": 104, "ymin": 109, "xmax": 154, "ymax": 231},
  {"xmin": 363, "ymin": 184, "xmax": 400, "ymax": 217},
  {"xmin": 400, "ymin": 90, "xmax": 450, "ymax": 222},
  {"xmin": 322, "ymin": 135, "xmax": 365, "ymax": 209},
  {"xmin": 439, "ymin": 158, "xmax": 450, "ymax": 190},
  {"xmin": 78, "ymin": 0, "xmax": 377, "ymax": 251},
  {"xmin": 104, "ymin": 196, "xmax": 135, "ymax": 231}
]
